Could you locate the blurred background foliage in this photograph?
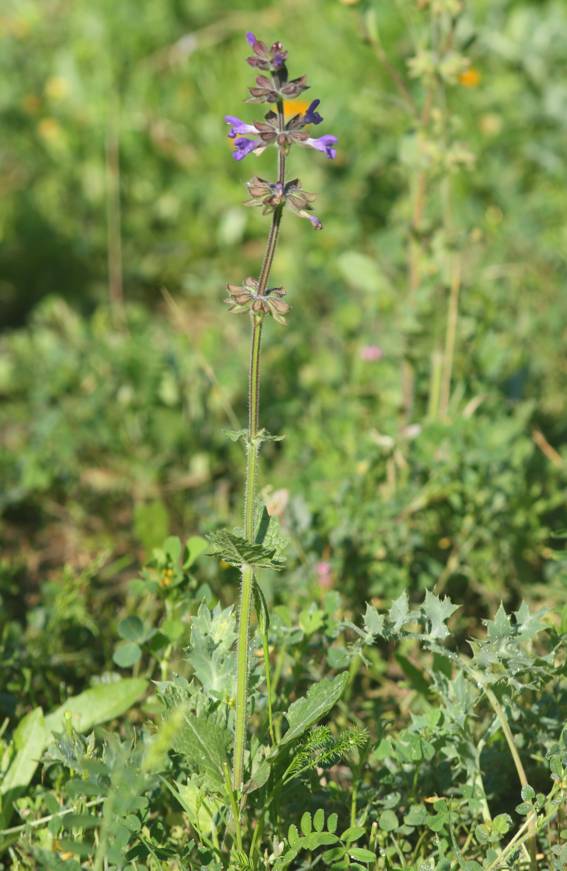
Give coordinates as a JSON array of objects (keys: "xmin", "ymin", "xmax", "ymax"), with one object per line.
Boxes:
[{"xmin": 1, "ymin": 0, "xmax": 566, "ymax": 631}]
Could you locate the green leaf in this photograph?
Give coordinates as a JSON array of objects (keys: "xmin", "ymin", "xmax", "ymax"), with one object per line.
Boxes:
[
  {"xmin": 164, "ymin": 535, "xmax": 182, "ymax": 564},
  {"xmin": 288, "ymin": 824, "xmax": 300, "ymax": 848},
  {"xmin": 168, "ymin": 778, "xmax": 223, "ymax": 837},
  {"xmin": 244, "ymin": 757, "xmax": 271, "ymax": 794},
  {"xmin": 173, "ymin": 714, "xmax": 230, "ymax": 792},
  {"xmin": 349, "ymin": 847, "xmax": 376, "ymax": 862},
  {"xmin": 1, "ymin": 707, "xmax": 48, "ymax": 796},
  {"xmin": 299, "ymin": 605, "xmax": 324, "ymax": 636},
  {"xmin": 364, "ymin": 604, "xmax": 385, "ymax": 637},
  {"xmin": 327, "ymin": 812, "xmax": 339, "ymax": 833},
  {"xmin": 314, "ymin": 808, "xmax": 325, "ymax": 832},
  {"xmin": 485, "ymin": 603, "xmax": 512, "ymax": 639},
  {"xmin": 187, "ymin": 604, "xmax": 236, "ymax": 699},
  {"xmin": 184, "ymin": 536, "xmax": 208, "ymax": 568},
  {"xmin": 404, "ymin": 804, "xmax": 428, "ymax": 826},
  {"xmin": 45, "ymin": 678, "xmax": 147, "ymax": 734},
  {"xmin": 253, "ymin": 580, "xmax": 270, "ymax": 634},
  {"xmin": 492, "ymin": 814, "xmax": 512, "ymax": 836},
  {"xmin": 378, "ymin": 810, "xmax": 399, "ymax": 832},
  {"xmin": 161, "ymin": 617, "xmax": 184, "ymax": 642},
  {"xmin": 113, "ymin": 641, "xmax": 142, "ymax": 668},
  {"xmin": 341, "ymin": 826, "xmax": 365, "ymax": 844},
  {"xmin": 207, "ymin": 529, "xmax": 285, "ymax": 570},
  {"xmin": 118, "ymin": 616, "xmax": 145, "ymax": 642},
  {"xmin": 514, "ymin": 602, "xmax": 547, "ymax": 640},
  {"xmin": 423, "ymin": 591, "xmax": 459, "ymax": 640},
  {"xmin": 280, "ymin": 672, "xmax": 349, "ymax": 746},
  {"xmin": 301, "ymin": 811, "xmax": 312, "ymax": 835},
  {"xmin": 388, "ymin": 593, "xmax": 414, "ymax": 633},
  {"xmin": 305, "ymin": 831, "xmax": 339, "ymax": 849},
  {"xmin": 254, "ymin": 505, "xmax": 288, "ymax": 567}
]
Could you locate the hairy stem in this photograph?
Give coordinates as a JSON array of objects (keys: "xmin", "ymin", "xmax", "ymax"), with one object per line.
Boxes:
[{"xmin": 232, "ymin": 101, "xmax": 286, "ymax": 793}]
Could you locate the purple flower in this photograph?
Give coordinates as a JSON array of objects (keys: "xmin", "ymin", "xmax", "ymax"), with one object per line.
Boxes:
[
  {"xmin": 224, "ymin": 115, "xmax": 257, "ymax": 138},
  {"xmin": 271, "ymin": 49, "xmax": 287, "ymax": 70},
  {"xmin": 360, "ymin": 345, "xmax": 384, "ymax": 362},
  {"xmin": 308, "ymin": 214, "xmax": 323, "ymax": 230},
  {"xmin": 303, "ymin": 99, "xmax": 323, "ymax": 125},
  {"xmin": 232, "ymin": 137, "xmax": 262, "ymax": 160},
  {"xmin": 304, "ymin": 134, "xmax": 338, "ymax": 159},
  {"xmin": 246, "ymin": 32, "xmax": 257, "ymax": 47}
]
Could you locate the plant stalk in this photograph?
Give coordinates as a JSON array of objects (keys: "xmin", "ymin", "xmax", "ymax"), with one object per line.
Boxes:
[
  {"xmin": 232, "ymin": 101, "xmax": 286, "ymax": 793},
  {"xmin": 484, "ymin": 685, "xmax": 537, "ymax": 871}
]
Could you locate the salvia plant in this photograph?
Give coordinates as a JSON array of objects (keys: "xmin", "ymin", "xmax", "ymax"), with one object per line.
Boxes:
[{"xmin": 218, "ymin": 31, "xmax": 337, "ymax": 797}]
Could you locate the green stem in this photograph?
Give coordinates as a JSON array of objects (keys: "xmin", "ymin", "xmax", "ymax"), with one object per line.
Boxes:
[
  {"xmin": 224, "ymin": 763, "xmax": 243, "ymax": 853},
  {"xmin": 231, "ymin": 100, "xmax": 286, "ymax": 794},
  {"xmin": 483, "ymin": 685, "xmax": 537, "ymax": 871}
]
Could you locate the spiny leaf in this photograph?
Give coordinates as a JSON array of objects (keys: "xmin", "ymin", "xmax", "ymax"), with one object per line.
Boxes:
[
  {"xmin": 423, "ymin": 591, "xmax": 460, "ymax": 640},
  {"xmin": 364, "ymin": 603, "xmax": 385, "ymax": 637},
  {"xmin": 388, "ymin": 592, "xmax": 418, "ymax": 633},
  {"xmin": 485, "ymin": 603, "xmax": 512, "ymax": 639}
]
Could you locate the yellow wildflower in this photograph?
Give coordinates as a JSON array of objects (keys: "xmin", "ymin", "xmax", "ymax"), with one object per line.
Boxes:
[{"xmin": 458, "ymin": 67, "xmax": 480, "ymax": 88}]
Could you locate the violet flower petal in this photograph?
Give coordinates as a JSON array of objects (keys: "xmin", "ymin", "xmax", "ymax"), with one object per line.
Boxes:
[
  {"xmin": 232, "ymin": 137, "xmax": 261, "ymax": 160},
  {"xmin": 305, "ymin": 134, "xmax": 338, "ymax": 159},
  {"xmin": 303, "ymin": 99, "xmax": 323, "ymax": 125},
  {"xmin": 224, "ymin": 115, "xmax": 257, "ymax": 138}
]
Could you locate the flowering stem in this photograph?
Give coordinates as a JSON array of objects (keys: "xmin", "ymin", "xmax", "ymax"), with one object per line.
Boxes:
[{"xmin": 232, "ymin": 102, "xmax": 286, "ymax": 794}]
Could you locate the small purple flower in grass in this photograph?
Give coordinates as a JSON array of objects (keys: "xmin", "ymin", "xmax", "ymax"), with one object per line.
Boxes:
[
  {"xmin": 308, "ymin": 214, "xmax": 323, "ymax": 230},
  {"xmin": 360, "ymin": 345, "xmax": 384, "ymax": 362},
  {"xmin": 224, "ymin": 115, "xmax": 257, "ymax": 138},
  {"xmin": 304, "ymin": 134, "xmax": 338, "ymax": 159},
  {"xmin": 246, "ymin": 32, "xmax": 257, "ymax": 47}
]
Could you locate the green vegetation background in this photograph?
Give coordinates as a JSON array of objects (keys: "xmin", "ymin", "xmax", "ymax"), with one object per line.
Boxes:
[{"xmin": 1, "ymin": 0, "xmax": 566, "ymax": 692}]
